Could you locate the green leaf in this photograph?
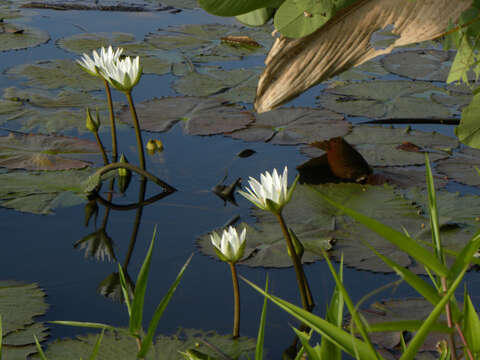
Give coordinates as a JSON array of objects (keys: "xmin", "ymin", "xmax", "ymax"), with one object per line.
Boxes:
[
  {"xmin": 49, "ymin": 321, "xmax": 117, "ymax": 332},
  {"xmin": 399, "ymin": 264, "xmax": 468, "ymax": 360},
  {"xmin": 255, "ymin": 276, "xmax": 268, "ymax": 360},
  {"xmin": 456, "ymin": 92, "xmax": 480, "ymax": 149},
  {"xmin": 137, "ymin": 254, "xmax": 193, "ymax": 358},
  {"xmin": 130, "ymin": 226, "xmax": 157, "ymax": 335},
  {"xmin": 236, "ymin": 8, "xmax": 275, "ymax": 26},
  {"xmin": 310, "ymin": 186, "xmax": 449, "ymax": 276},
  {"xmin": 447, "ymin": 230, "xmax": 480, "ymax": 283},
  {"xmin": 89, "ymin": 329, "xmax": 105, "ymax": 360},
  {"xmin": 463, "ymin": 291, "xmax": 480, "ymax": 353},
  {"xmin": 34, "ymin": 335, "xmax": 48, "ymax": 360},
  {"xmin": 293, "ymin": 328, "xmax": 321, "ymax": 359},
  {"xmin": 197, "ymin": 0, "xmax": 280, "ymax": 16},
  {"xmin": 242, "ymin": 276, "xmax": 380, "ymax": 359},
  {"xmin": 367, "ymin": 320, "xmax": 451, "ymax": 333},
  {"xmin": 118, "ymin": 264, "xmax": 132, "ymax": 317},
  {"xmin": 425, "ymin": 154, "xmax": 444, "ymax": 265}
]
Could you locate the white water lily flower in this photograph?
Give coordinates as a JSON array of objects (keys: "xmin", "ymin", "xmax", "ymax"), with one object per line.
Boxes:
[
  {"xmin": 101, "ymin": 55, "xmax": 142, "ymax": 92},
  {"xmin": 210, "ymin": 226, "xmax": 246, "ymax": 263},
  {"xmin": 77, "ymin": 46, "xmax": 123, "ymax": 78},
  {"xmin": 238, "ymin": 166, "xmax": 297, "ymax": 214}
]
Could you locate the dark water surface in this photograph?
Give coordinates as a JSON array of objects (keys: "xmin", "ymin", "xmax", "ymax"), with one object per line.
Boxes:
[{"xmin": 1, "ymin": 5, "xmax": 477, "ymax": 359}]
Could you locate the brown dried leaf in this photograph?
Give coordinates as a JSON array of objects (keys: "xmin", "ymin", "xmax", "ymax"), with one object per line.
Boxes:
[{"xmin": 254, "ymin": 0, "xmax": 471, "ymax": 112}]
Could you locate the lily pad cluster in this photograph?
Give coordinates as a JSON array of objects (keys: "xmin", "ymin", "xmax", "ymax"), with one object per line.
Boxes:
[{"xmin": 0, "ymin": 281, "xmax": 49, "ymax": 359}]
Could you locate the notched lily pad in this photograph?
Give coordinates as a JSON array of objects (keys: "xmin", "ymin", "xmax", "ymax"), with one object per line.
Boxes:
[
  {"xmin": 301, "ymin": 126, "xmax": 457, "ymax": 167},
  {"xmin": 228, "ymin": 107, "xmax": 349, "ymax": 145},
  {"xmin": 0, "ymin": 21, "xmax": 49, "ymax": 52},
  {"xmin": 44, "ymin": 328, "xmax": 256, "ymax": 359},
  {"xmin": 145, "ymin": 23, "xmax": 274, "ymax": 62},
  {"xmin": 173, "ymin": 67, "xmax": 262, "ymax": 104},
  {"xmin": 197, "ymin": 222, "xmax": 334, "ymax": 268},
  {"xmin": 117, "ymin": 97, "xmax": 254, "ymax": 136},
  {"xmin": 381, "ymin": 50, "xmax": 459, "ymax": 82},
  {"xmin": 0, "ymin": 132, "xmax": 100, "ymax": 170},
  {"xmin": 0, "ymin": 168, "xmax": 92, "ymax": 214},
  {"xmin": 0, "ymin": 281, "xmax": 49, "ymax": 359},
  {"xmin": 6, "ymin": 59, "xmax": 104, "ymax": 91},
  {"xmin": 317, "ymin": 80, "xmax": 453, "ymax": 119}
]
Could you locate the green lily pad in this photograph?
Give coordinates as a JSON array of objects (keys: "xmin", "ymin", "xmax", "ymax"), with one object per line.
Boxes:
[
  {"xmin": 316, "ymin": 80, "xmax": 452, "ymax": 119},
  {"xmin": 0, "ymin": 132, "xmax": 100, "ymax": 170},
  {"xmin": 172, "ymin": 67, "xmax": 262, "ymax": 104},
  {"xmin": 332, "ymin": 60, "xmax": 389, "ymax": 82},
  {"xmin": 3, "ymin": 87, "xmax": 104, "ymax": 108},
  {"xmin": 6, "ymin": 59, "xmax": 104, "ymax": 91},
  {"xmin": 360, "ymin": 298, "xmax": 458, "ymax": 354},
  {"xmin": 0, "ymin": 169, "xmax": 92, "ymax": 214},
  {"xmin": 161, "ymin": 0, "xmax": 197, "ymax": 8},
  {"xmin": 0, "ymin": 99, "xmax": 23, "ymax": 115},
  {"xmin": 435, "ymin": 147, "xmax": 480, "ymax": 186},
  {"xmin": 301, "ymin": 126, "xmax": 457, "ymax": 166},
  {"xmin": 144, "ymin": 23, "xmax": 274, "ymax": 62},
  {"xmin": 381, "ymin": 50, "xmax": 457, "ymax": 81},
  {"xmin": 117, "ymin": 97, "xmax": 254, "ymax": 135},
  {"xmin": 0, "ymin": 21, "xmax": 49, "ymax": 52},
  {"xmin": 0, "ymin": 281, "xmax": 49, "ymax": 359},
  {"xmin": 56, "ymin": 32, "xmax": 136, "ymax": 54},
  {"xmin": 197, "ymin": 221, "xmax": 334, "ymax": 268},
  {"xmin": 44, "ymin": 328, "xmax": 256, "ymax": 359},
  {"xmin": 228, "ymin": 107, "xmax": 350, "ymax": 145}
]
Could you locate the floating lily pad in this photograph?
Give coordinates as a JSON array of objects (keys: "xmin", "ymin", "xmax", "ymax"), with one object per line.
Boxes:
[
  {"xmin": 6, "ymin": 59, "xmax": 103, "ymax": 91},
  {"xmin": 117, "ymin": 97, "xmax": 254, "ymax": 136},
  {"xmin": 228, "ymin": 107, "xmax": 349, "ymax": 145},
  {"xmin": 0, "ymin": 169, "xmax": 92, "ymax": 214},
  {"xmin": 0, "ymin": 22, "xmax": 49, "ymax": 52},
  {"xmin": 0, "ymin": 98, "xmax": 23, "ymax": 115},
  {"xmin": 317, "ymin": 80, "xmax": 452, "ymax": 119},
  {"xmin": 332, "ymin": 60, "xmax": 389, "ymax": 82},
  {"xmin": 3, "ymin": 87, "xmax": 103, "ymax": 108},
  {"xmin": 44, "ymin": 328, "xmax": 256, "ymax": 359},
  {"xmin": 367, "ymin": 166, "xmax": 448, "ymax": 189},
  {"xmin": 0, "ymin": 132, "xmax": 100, "ymax": 171},
  {"xmin": 144, "ymin": 23, "xmax": 274, "ymax": 62},
  {"xmin": 436, "ymin": 147, "xmax": 480, "ymax": 186},
  {"xmin": 197, "ymin": 221, "xmax": 333, "ymax": 268},
  {"xmin": 56, "ymin": 32, "xmax": 136, "ymax": 54},
  {"xmin": 301, "ymin": 126, "xmax": 457, "ymax": 166},
  {"xmin": 161, "ymin": 0, "xmax": 197, "ymax": 8},
  {"xmin": 360, "ymin": 298, "xmax": 457, "ymax": 355},
  {"xmin": 173, "ymin": 67, "xmax": 262, "ymax": 103},
  {"xmin": 0, "ymin": 281, "xmax": 49, "ymax": 359},
  {"xmin": 381, "ymin": 50, "xmax": 457, "ymax": 81}
]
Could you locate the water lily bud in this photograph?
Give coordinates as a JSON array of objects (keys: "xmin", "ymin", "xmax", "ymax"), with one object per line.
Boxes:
[
  {"xmin": 146, "ymin": 139, "xmax": 156, "ymax": 154},
  {"xmin": 210, "ymin": 226, "xmax": 246, "ymax": 263},
  {"xmin": 85, "ymin": 107, "xmax": 99, "ymax": 133},
  {"xmin": 286, "ymin": 228, "xmax": 304, "ymax": 260},
  {"xmin": 84, "ymin": 199, "xmax": 98, "ymax": 227},
  {"xmin": 118, "ymin": 154, "xmax": 132, "ymax": 194},
  {"xmin": 154, "ymin": 139, "xmax": 164, "ymax": 152}
]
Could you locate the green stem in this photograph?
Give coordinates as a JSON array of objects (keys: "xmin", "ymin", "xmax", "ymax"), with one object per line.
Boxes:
[
  {"xmin": 90, "ymin": 162, "xmax": 176, "ymax": 192},
  {"xmin": 441, "ymin": 277, "xmax": 458, "ymax": 360},
  {"xmin": 94, "ymin": 132, "xmax": 109, "ymax": 166},
  {"xmin": 276, "ymin": 213, "xmax": 311, "ymax": 312},
  {"xmin": 125, "ymin": 91, "xmax": 145, "ymax": 170},
  {"xmin": 103, "ymin": 79, "xmax": 118, "ymax": 162},
  {"xmin": 229, "ymin": 262, "xmax": 240, "ymax": 339}
]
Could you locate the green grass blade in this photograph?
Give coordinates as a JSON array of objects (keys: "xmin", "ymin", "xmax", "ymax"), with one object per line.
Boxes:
[
  {"xmin": 322, "ymin": 250, "xmax": 380, "ymax": 360},
  {"xmin": 49, "ymin": 321, "xmax": 118, "ymax": 332},
  {"xmin": 399, "ymin": 263, "xmax": 468, "ymax": 360},
  {"xmin": 130, "ymin": 225, "xmax": 157, "ymax": 335},
  {"xmin": 34, "ymin": 335, "xmax": 48, "ymax": 360},
  {"xmin": 118, "ymin": 264, "xmax": 132, "ymax": 317},
  {"xmin": 137, "ymin": 254, "xmax": 193, "ymax": 358},
  {"xmin": 368, "ymin": 320, "xmax": 451, "ymax": 333},
  {"xmin": 255, "ymin": 276, "xmax": 269, "ymax": 360},
  {"xmin": 463, "ymin": 291, "xmax": 480, "ymax": 353},
  {"xmin": 293, "ymin": 328, "xmax": 321, "ymax": 359},
  {"xmin": 310, "ymin": 186, "xmax": 448, "ymax": 276},
  {"xmin": 242, "ymin": 276, "xmax": 381, "ymax": 360},
  {"xmin": 448, "ymin": 230, "xmax": 480, "ymax": 283},
  {"xmin": 89, "ymin": 328, "xmax": 105, "ymax": 360},
  {"xmin": 362, "ymin": 240, "xmax": 441, "ymax": 305},
  {"xmin": 425, "ymin": 154, "xmax": 444, "ymax": 265}
]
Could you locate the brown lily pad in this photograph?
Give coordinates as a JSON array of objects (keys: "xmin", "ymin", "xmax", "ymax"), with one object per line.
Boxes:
[
  {"xmin": 117, "ymin": 97, "xmax": 254, "ymax": 136},
  {"xmin": 0, "ymin": 132, "xmax": 100, "ymax": 170},
  {"xmin": 436, "ymin": 147, "xmax": 480, "ymax": 187}
]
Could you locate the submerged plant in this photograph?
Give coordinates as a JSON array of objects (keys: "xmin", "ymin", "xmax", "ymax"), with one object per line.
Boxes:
[{"xmin": 210, "ymin": 226, "xmax": 246, "ymax": 339}]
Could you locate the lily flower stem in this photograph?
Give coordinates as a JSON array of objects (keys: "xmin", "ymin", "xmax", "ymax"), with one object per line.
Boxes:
[
  {"xmin": 441, "ymin": 276, "xmax": 459, "ymax": 360},
  {"xmin": 125, "ymin": 91, "xmax": 145, "ymax": 170},
  {"xmin": 276, "ymin": 213, "xmax": 311, "ymax": 312},
  {"xmin": 229, "ymin": 262, "xmax": 240, "ymax": 339},
  {"xmin": 103, "ymin": 79, "xmax": 118, "ymax": 162},
  {"xmin": 94, "ymin": 131, "xmax": 109, "ymax": 166}
]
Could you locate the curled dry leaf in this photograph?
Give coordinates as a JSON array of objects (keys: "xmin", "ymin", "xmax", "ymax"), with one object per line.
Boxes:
[{"xmin": 254, "ymin": 0, "xmax": 471, "ymax": 112}]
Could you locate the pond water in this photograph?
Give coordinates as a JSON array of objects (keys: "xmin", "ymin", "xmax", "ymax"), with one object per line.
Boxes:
[{"xmin": 1, "ymin": 2, "xmax": 480, "ymax": 359}]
